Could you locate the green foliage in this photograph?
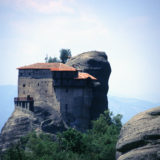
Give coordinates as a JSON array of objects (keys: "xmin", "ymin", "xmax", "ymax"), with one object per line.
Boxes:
[
  {"xmin": 1, "ymin": 143, "xmax": 27, "ymax": 160},
  {"xmin": 83, "ymin": 111, "xmax": 122, "ymax": 160},
  {"xmin": 44, "ymin": 55, "xmax": 60, "ymax": 63},
  {"xmin": 59, "ymin": 49, "xmax": 71, "ymax": 63},
  {"xmin": 58, "ymin": 128, "xmax": 86, "ymax": 154},
  {"xmin": 1, "ymin": 111, "xmax": 122, "ymax": 160}
]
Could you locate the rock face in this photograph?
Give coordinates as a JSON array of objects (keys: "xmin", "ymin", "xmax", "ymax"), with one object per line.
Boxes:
[
  {"xmin": 67, "ymin": 51, "xmax": 111, "ymax": 120},
  {"xmin": 0, "ymin": 109, "xmax": 36, "ymax": 151},
  {"xmin": 116, "ymin": 106, "xmax": 160, "ymax": 160},
  {"xmin": 0, "ymin": 106, "xmax": 66, "ymax": 152}
]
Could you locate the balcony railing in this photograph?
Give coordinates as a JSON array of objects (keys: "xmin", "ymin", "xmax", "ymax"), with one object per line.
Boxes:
[{"xmin": 14, "ymin": 97, "xmax": 33, "ymax": 101}]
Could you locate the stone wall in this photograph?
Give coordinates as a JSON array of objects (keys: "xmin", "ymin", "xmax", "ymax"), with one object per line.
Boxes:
[
  {"xmin": 52, "ymin": 71, "xmax": 78, "ymax": 79},
  {"xmin": 55, "ymin": 87, "xmax": 92, "ymax": 130},
  {"xmin": 19, "ymin": 69, "xmax": 52, "ymax": 79},
  {"xmin": 18, "ymin": 77, "xmax": 59, "ymax": 111}
]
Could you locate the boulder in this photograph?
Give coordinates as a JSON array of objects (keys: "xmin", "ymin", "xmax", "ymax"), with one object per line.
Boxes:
[
  {"xmin": 116, "ymin": 106, "xmax": 160, "ymax": 160},
  {"xmin": 67, "ymin": 51, "xmax": 111, "ymax": 120}
]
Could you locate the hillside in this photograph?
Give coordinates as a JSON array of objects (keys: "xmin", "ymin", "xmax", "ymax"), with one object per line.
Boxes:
[{"xmin": 108, "ymin": 95, "xmax": 159, "ymax": 123}]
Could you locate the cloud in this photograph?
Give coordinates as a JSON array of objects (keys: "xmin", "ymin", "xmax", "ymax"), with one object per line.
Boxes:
[
  {"xmin": 7, "ymin": 10, "xmax": 109, "ymax": 61},
  {"xmin": 11, "ymin": 13, "xmax": 109, "ymax": 42},
  {"xmin": 1, "ymin": 0, "xmax": 75, "ymax": 14}
]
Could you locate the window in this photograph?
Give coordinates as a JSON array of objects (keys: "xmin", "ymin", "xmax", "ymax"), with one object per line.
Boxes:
[
  {"xmin": 38, "ymin": 83, "xmax": 39, "ymax": 86},
  {"xmin": 23, "ymin": 84, "xmax": 26, "ymax": 87},
  {"xmin": 22, "ymin": 102, "xmax": 25, "ymax": 108},
  {"xmin": 65, "ymin": 104, "xmax": 68, "ymax": 113}
]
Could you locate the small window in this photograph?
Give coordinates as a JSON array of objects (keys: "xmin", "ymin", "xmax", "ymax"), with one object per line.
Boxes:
[
  {"xmin": 23, "ymin": 91, "xmax": 25, "ymax": 94},
  {"xmin": 38, "ymin": 83, "xmax": 39, "ymax": 86},
  {"xmin": 22, "ymin": 102, "xmax": 25, "ymax": 108},
  {"xmin": 23, "ymin": 84, "xmax": 26, "ymax": 87},
  {"xmin": 65, "ymin": 104, "xmax": 68, "ymax": 113}
]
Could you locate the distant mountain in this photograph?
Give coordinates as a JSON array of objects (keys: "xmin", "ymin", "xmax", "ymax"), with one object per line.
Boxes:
[
  {"xmin": 0, "ymin": 85, "xmax": 159, "ymax": 131},
  {"xmin": 0, "ymin": 85, "xmax": 17, "ymax": 131},
  {"xmin": 108, "ymin": 95, "xmax": 159, "ymax": 123}
]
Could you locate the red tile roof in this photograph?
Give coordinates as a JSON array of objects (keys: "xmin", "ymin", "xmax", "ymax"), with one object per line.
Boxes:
[
  {"xmin": 75, "ymin": 72, "xmax": 97, "ymax": 80},
  {"xmin": 18, "ymin": 63, "xmax": 76, "ymax": 71},
  {"xmin": 18, "ymin": 63, "xmax": 96, "ymax": 80}
]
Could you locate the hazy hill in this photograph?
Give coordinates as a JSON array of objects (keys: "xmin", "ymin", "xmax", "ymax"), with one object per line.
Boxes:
[
  {"xmin": 0, "ymin": 85, "xmax": 159, "ymax": 131},
  {"xmin": 108, "ymin": 95, "xmax": 159, "ymax": 123}
]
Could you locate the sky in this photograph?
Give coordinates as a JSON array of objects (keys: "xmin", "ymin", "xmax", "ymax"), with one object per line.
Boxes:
[{"xmin": 0, "ymin": 0, "xmax": 160, "ymax": 103}]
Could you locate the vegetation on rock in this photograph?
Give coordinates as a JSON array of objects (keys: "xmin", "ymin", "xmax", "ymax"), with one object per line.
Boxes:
[
  {"xmin": 1, "ymin": 111, "xmax": 122, "ymax": 160},
  {"xmin": 60, "ymin": 49, "xmax": 71, "ymax": 63},
  {"xmin": 44, "ymin": 48, "xmax": 71, "ymax": 63},
  {"xmin": 45, "ymin": 55, "xmax": 60, "ymax": 63}
]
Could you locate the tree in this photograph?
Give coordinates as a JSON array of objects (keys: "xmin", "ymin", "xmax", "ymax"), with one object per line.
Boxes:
[
  {"xmin": 58, "ymin": 128, "xmax": 86, "ymax": 154},
  {"xmin": 59, "ymin": 49, "xmax": 71, "ymax": 63},
  {"xmin": 48, "ymin": 57, "xmax": 60, "ymax": 63},
  {"xmin": 44, "ymin": 54, "xmax": 48, "ymax": 63},
  {"xmin": 83, "ymin": 111, "xmax": 122, "ymax": 160},
  {"xmin": 45, "ymin": 55, "xmax": 60, "ymax": 63}
]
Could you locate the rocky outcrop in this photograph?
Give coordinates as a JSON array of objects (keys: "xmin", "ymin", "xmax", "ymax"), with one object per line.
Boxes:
[
  {"xmin": 0, "ymin": 51, "xmax": 111, "ymax": 151},
  {"xmin": 67, "ymin": 51, "xmax": 111, "ymax": 120},
  {"xmin": 116, "ymin": 106, "xmax": 160, "ymax": 160},
  {"xmin": 0, "ymin": 106, "xmax": 66, "ymax": 152},
  {"xmin": 0, "ymin": 109, "xmax": 36, "ymax": 152}
]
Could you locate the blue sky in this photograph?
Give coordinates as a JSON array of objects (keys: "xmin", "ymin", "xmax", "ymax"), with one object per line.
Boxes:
[{"xmin": 0, "ymin": 0, "xmax": 160, "ymax": 103}]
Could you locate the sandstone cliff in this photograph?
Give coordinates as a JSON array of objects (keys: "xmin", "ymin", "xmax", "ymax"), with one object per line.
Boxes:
[
  {"xmin": 67, "ymin": 51, "xmax": 111, "ymax": 120},
  {"xmin": 0, "ymin": 51, "xmax": 111, "ymax": 151},
  {"xmin": 116, "ymin": 106, "xmax": 160, "ymax": 160}
]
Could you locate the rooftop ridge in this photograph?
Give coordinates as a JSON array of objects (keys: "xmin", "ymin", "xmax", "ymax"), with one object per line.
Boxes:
[{"xmin": 17, "ymin": 62, "xmax": 76, "ymax": 71}]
